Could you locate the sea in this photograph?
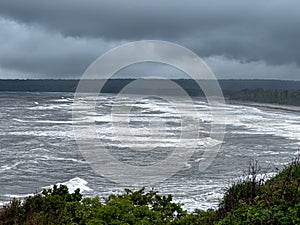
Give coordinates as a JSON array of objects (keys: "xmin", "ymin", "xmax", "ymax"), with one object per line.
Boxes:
[{"xmin": 0, "ymin": 92, "xmax": 299, "ymax": 211}]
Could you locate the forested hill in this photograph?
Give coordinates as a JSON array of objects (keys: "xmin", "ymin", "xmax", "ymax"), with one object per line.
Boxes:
[
  {"xmin": 230, "ymin": 88, "xmax": 300, "ymax": 106},
  {"xmin": 0, "ymin": 79, "xmax": 299, "ymax": 95}
]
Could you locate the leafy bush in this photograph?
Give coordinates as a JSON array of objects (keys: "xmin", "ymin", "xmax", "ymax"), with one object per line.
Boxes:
[
  {"xmin": 1, "ymin": 158, "xmax": 300, "ymax": 224},
  {"xmin": 217, "ymin": 157, "xmax": 300, "ymax": 224},
  {"xmin": 0, "ymin": 186, "xmax": 186, "ymax": 225}
]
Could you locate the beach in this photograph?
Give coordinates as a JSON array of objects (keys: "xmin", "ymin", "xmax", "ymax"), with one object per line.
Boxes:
[{"xmin": 229, "ymin": 100, "xmax": 300, "ymax": 113}]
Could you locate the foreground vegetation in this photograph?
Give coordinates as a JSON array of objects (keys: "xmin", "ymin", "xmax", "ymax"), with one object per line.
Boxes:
[
  {"xmin": 1, "ymin": 158, "xmax": 300, "ymax": 224},
  {"xmin": 230, "ymin": 88, "xmax": 300, "ymax": 106}
]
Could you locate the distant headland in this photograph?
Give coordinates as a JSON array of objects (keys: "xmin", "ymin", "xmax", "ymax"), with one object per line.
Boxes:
[{"xmin": 0, "ymin": 79, "xmax": 299, "ymax": 95}]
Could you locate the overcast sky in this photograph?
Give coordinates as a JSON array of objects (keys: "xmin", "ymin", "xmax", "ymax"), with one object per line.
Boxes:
[{"xmin": 0, "ymin": 0, "xmax": 299, "ymax": 80}]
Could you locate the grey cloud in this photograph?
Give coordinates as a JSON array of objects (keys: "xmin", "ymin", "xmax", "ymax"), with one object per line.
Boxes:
[
  {"xmin": 205, "ymin": 56, "xmax": 300, "ymax": 81},
  {"xmin": 0, "ymin": 18, "xmax": 119, "ymax": 77},
  {"xmin": 0, "ymin": 0, "xmax": 300, "ymax": 68},
  {"xmin": 0, "ymin": 0, "xmax": 299, "ymax": 78}
]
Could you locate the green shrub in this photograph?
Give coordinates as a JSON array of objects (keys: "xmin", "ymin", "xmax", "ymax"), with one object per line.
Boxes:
[{"xmin": 1, "ymin": 157, "xmax": 300, "ymax": 224}]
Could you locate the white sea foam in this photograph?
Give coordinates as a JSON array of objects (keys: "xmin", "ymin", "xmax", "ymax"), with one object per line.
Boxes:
[
  {"xmin": 0, "ymin": 162, "xmax": 20, "ymax": 173},
  {"xmin": 239, "ymin": 172, "xmax": 277, "ymax": 183},
  {"xmin": 43, "ymin": 177, "xmax": 93, "ymax": 193},
  {"xmin": 89, "ymin": 136, "xmax": 219, "ymax": 149},
  {"xmin": 38, "ymin": 155, "xmax": 86, "ymax": 164},
  {"xmin": 4, "ymin": 193, "xmax": 34, "ymax": 198},
  {"xmin": 14, "ymin": 119, "xmax": 73, "ymax": 124},
  {"xmin": 177, "ymin": 191, "xmax": 224, "ymax": 211},
  {"xmin": 12, "ymin": 118, "xmax": 27, "ymax": 123},
  {"xmin": 1, "ymin": 178, "xmax": 92, "ymax": 206},
  {"xmin": 52, "ymin": 98, "xmax": 73, "ymax": 103},
  {"xmin": 8, "ymin": 130, "xmax": 73, "ymax": 138},
  {"xmin": 0, "ymin": 201, "xmax": 10, "ymax": 207},
  {"xmin": 31, "ymin": 105, "xmax": 66, "ymax": 110},
  {"xmin": 225, "ymin": 104, "xmax": 300, "ymax": 141}
]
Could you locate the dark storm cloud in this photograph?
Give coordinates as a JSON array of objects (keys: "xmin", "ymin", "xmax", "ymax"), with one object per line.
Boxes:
[
  {"xmin": 0, "ymin": 18, "xmax": 119, "ymax": 77},
  {"xmin": 0, "ymin": 0, "xmax": 299, "ymax": 78}
]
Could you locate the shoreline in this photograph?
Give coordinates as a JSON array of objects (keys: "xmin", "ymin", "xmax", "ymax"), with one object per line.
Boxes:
[{"xmin": 228, "ymin": 100, "xmax": 300, "ymax": 112}]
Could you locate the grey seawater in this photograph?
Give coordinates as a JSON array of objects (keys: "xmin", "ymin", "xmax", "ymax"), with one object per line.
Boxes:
[{"xmin": 0, "ymin": 92, "xmax": 299, "ymax": 211}]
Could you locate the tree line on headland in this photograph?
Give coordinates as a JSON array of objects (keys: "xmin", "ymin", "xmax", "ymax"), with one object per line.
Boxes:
[
  {"xmin": 230, "ymin": 88, "xmax": 300, "ymax": 106},
  {"xmin": 0, "ymin": 79, "xmax": 299, "ymax": 93},
  {"xmin": 0, "ymin": 79, "xmax": 300, "ymax": 106}
]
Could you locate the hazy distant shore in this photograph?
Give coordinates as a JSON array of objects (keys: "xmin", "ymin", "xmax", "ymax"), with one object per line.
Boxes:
[{"xmin": 229, "ymin": 100, "xmax": 300, "ymax": 112}]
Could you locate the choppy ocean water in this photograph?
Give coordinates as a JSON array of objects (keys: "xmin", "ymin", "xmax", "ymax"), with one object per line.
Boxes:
[{"xmin": 0, "ymin": 92, "xmax": 299, "ymax": 211}]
